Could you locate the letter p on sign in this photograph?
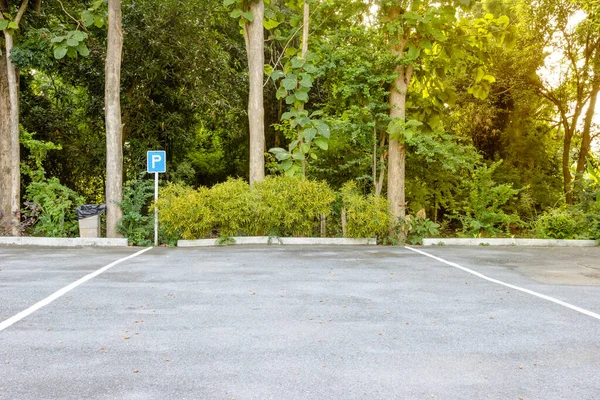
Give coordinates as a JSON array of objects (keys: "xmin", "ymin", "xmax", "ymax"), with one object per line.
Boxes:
[{"xmin": 147, "ymin": 151, "xmax": 166, "ymax": 173}]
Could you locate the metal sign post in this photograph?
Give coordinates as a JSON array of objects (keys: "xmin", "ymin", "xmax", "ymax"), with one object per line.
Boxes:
[{"xmin": 147, "ymin": 151, "xmax": 166, "ymax": 246}]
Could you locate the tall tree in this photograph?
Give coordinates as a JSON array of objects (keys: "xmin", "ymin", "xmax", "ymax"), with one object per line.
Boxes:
[
  {"xmin": 523, "ymin": 0, "xmax": 600, "ymax": 203},
  {"xmin": 225, "ymin": 0, "xmax": 265, "ymax": 184},
  {"xmin": 0, "ymin": 0, "xmax": 29, "ymax": 235},
  {"xmin": 105, "ymin": 0, "xmax": 123, "ymax": 237},
  {"xmin": 380, "ymin": 0, "xmax": 508, "ymax": 237}
]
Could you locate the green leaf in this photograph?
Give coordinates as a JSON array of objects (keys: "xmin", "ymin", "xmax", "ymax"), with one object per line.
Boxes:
[
  {"xmin": 281, "ymin": 111, "xmax": 293, "ymax": 120},
  {"xmin": 223, "ymin": 0, "xmax": 236, "ymax": 6},
  {"xmin": 289, "ymin": 139, "xmax": 300, "ymax": 151},
  {"xmin": 294, "ymin": 90, "xmax": 309, "ymax": 102},
  {"xmin": 270, "ymin": 147, "xmax": 286, "ymax": 154},
  {"xmin": 314, "ymin": 137, "xmax": 328, "ymax": 150},
  {"xmin": 285, "ymin": 94, "xmax": 296, "ymax": 105},
  {"xmin": 270, "ymin": 70, "xmax": 285, "ymax": 81},
  {"xmin": 72, "ymin": 31, "xmax": 87, "ymax": 41},
  {"xmin": 309, "ymin": 110, "xmax": 323, "ymax": 118},
  {"xmin": 94, "ymin": 15, "xmax": 104, "ymax": 28},
  {"xmin": 53, "ymin": 46, "xmax": 68, "ymax": 60},
  {"xmin": 497, "ymin": 15, "xmax": 510, "ymax": 28},
  {"xmin": 299, "ymin": 75, "xmax": 312, "ymax": 88},
  {"xmin": 407, "ymin": 45, "xmax": 420, "ymax": 60},
  {"xmin": 0, "ymin": 20, "xmax": 9, "ymax": 31},
  {"xmin": 276, "ymin": 86, "xmax": 288, "ymax": 100},
  {"xmin": 8, "ymin": 21, "xmax": 18, "ymax": 30},
  {"xmin": 314, "ymin": 120, "xmax": 330, "ymax": 138},
  {"xmin": 281, "ymin": 159, "xmax": 293, "ymax": 171},
  {"xmin": 276, "ymin": 152, "xmax": 291, "ymax": 161},
  {"xmin": 475, "ymin": 67, "xmax": 485, "ymax": 83},
  {"xmin": 292, "ymin": 151, "xmax": 305, "ymax": 160},
  {"xmin": 264, "ymin": 18, "xmax": 280, "ymax": 30},
  {"xmin": 301, "ymin": 143, "xmax": 310, "ymax": 154},
  {"xmin": 67, "ymin": 38, "xmax": 79, "ymax": 47},
  {"xmin": 67, "ymin": 47, "xmax": 78, "ymax": 58},
  {"xmin": 282, "ymin": 77, "xmax": 297, "ymax": 90},
  {"xmin": 406, "ymin": 119, "xmax": 423, "ymax": 127},
  {"xmin": 241, "ymin": 11, "xmax": 254, "ymax": 22},
  {"xmin": 284, "ymin": 164, "xmax": 299, "ymax": 176},
  {"xmin": 303, "ymin": 63, "xmax": 317, "ymax": 74},
  {"xmin": 482, "ymin": 75, "xmax": 496, "ymax": 83},
  {"xmin": 285, "ymin": 47, "xmax": 298, "ymax": 57},
  {"xmin": 291, "ymin": 57, "xmax": 305, "ymax": 69},
  {"xmin": 230, "ymin": 9, "xmax": 243, "ymax": 18},
  {"xmin": 51, "ymin": 36, "xmax": 65, "ymax": 43},
  {"xmin": 303, "ymin": 128, "xmax": 317, "ymax": 142},
  {"xmin": 77, "ymin": 44, "xmax": 90, "ymax": 57},
  {"xmin": 296, "ymin": 116, "xmax": 311, "ymax": 127},
  {"xmin": 310, "ymin": 153, "xmax": 318, "ymax": 160}
]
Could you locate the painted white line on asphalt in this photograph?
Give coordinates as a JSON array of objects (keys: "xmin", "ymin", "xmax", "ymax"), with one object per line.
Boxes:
[
  {"xmin": 0, "ymin": 247, "xmax": 153, "ymax": 332},
  {"xmin": 405, "ymin": 246, "xmax": 600, "ymax": 322}
]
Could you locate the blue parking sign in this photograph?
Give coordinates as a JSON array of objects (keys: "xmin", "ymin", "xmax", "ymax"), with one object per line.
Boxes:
[{"xmin": 147, "ymin": 151, "xmax": 166, "ymax": 173}]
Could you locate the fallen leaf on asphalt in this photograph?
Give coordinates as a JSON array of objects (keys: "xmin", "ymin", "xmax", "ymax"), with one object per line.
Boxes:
[
  {"xmin": 5, "ymin": 360, "xmax": 8, "ymax": 364},
  {"xmin": 519, "ymin": 365, "xmax": 523, "ymax": 369},
  {"xmin": 123, "ymin": 337, "xmax": 130, "ymax": 340},
  {"xmin": 99, "ymin": 346, "xmax": 104, "ymax": 350},
  {"xmin": 133, "ymin": 369, "xmax": 139, "ymax": 373}
]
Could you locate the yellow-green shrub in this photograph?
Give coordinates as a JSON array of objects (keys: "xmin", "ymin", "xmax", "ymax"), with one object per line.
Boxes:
[
  {"xmin": 156, "ymin": 183, "xmax": 213, "ymax": 240},
  {"xmin": 341, "ymin": 181, "xmax": 390, "ymax": 240},
  {"xmin": 208, "ymin": 178, "xmax": 257, "ymax": 236},
  {"xmin": 254, "ymin": 176, "xmax": 335, "ymax": 236}
]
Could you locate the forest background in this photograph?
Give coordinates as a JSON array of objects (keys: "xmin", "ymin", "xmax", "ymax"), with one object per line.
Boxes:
[{"xmin": 0, "ymin": 0, "xmax": 599, "ymax": 245}]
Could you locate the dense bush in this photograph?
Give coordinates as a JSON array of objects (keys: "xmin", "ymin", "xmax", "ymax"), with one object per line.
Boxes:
[
  {"xmin": 535, "ymin": 206, "xmax": 600, "ymax": 241},
  {"xmin": 455, "ymin": 162, "xmax": 522, "ymax": 237},
  {"xmin": 402, "ymin": 215, "xmax": 440, "ymax": 245},
  {"xmin": 19, "ymin": 129, "xmax": 85, "ymax": 237},
  {"xmin": 341, "ymin": 181, "xmax": 390, "ymax": 240},
  {"xmin": 208, "ymin": 178, "xmax": 258, "ymax": 236},
  {"xmin": 24, "ymin": 178, "xmax": 85, "ymax": 237},
  {"xmin": 117, "ymin": 176, "xmax": 155, "ymax": 246},
  {"xmin": 155, "ymin": 176, "xmax": 335, "ymax": 240},
  {"xmin": 254, "ymin": 176, "xmax": 335, "ymax": 237},
  {"xmin": 156, "ymin": 183, "xmax": 213, "ymax": 240}
]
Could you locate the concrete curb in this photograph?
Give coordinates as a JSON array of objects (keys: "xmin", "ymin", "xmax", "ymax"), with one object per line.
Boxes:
[
  {"xmin": 177, "ymin": 236, "xmax": 377, "ymax": 247},
  {"xmin": 423, "ymin": 238, "xmax": 598, "ymax": 247},
  {"xmin": 0, "ymin": 237, "xmax": 129, "ymax": 247}
]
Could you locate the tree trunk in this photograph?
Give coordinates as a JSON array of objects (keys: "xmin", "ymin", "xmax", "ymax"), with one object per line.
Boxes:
[
  {"xmin": 0, "ymin": 45, "xmax": 14, "ymax": 233},
  {"xmin": 298, "ymin": 1, "xmax": 309, "ymax": 177},
  {"xmin": 562, "ymin": 119, "xmax": 574, "ymax": 205},
  {"xmin": 574, "ymin": 85, "xmax": 599, "ymax": 193},
  {"xmin": 246, "ymin": 0, "xmax": 265, "ymax": 185},
  {"xmin": 105, "ymin": 0, "xmax": 124, "ymax": 237},
  {"xmin": 387, "ymin": 35, "xmax": 413, "ymax": 238},
  {"xmin": 0, "ymin": 33, "xmax": 21, "ymax": 236}
]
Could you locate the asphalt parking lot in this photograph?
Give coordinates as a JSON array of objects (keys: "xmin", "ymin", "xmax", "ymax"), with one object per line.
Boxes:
[{"xmin": 1, "ymin": 245, "xmax": 599, "ymax": 400}]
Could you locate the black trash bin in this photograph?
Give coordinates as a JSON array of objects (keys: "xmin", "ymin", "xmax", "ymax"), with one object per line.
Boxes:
[{"xmin": 76, "ymin": 204, "xmax": 106, "ymax": 238}]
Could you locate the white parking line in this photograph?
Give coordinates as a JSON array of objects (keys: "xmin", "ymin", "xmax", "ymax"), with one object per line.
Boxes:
[
  {"xmin": 405, "ymin": 246, "xmax": 600, "ymax": 321},
  {"xmin": 0, "ymin": 247, "xmax": 153, "ymax": 332}
]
